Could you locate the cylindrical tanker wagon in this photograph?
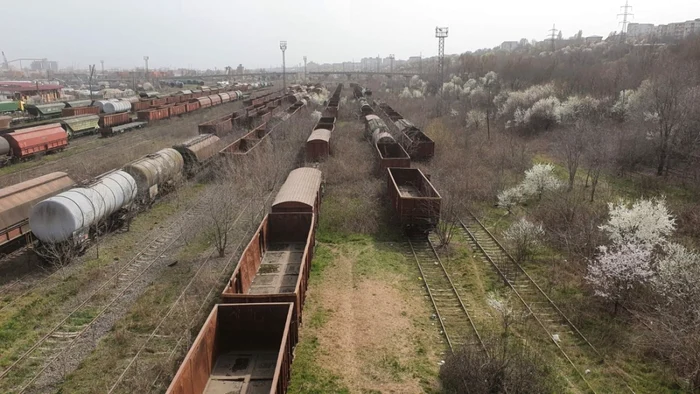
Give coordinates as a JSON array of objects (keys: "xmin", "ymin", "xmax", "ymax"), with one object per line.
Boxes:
[{"xmin": 123, "ymin": 148, "xmax": 184, "ymax": 204}]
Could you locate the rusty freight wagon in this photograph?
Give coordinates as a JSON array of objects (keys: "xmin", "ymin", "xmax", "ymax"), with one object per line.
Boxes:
[
  {"xmin": 137, "ymin": 107, "xmax": 169, "ymax": 122},
  {"xmin": 198, "ymin": 114, "xmax": 234, "ymax": 137},
  {"xmin": 219, "ymin": 123, "xmax": 269, "ymax": 157},
  {"xmin": 196, "ymin": 96, "xmax": 212, "ymax": 109},
  {"xmin": 169, "ymin": 102, "xmax": 187, "ymax": 117},
  {"xmin": 399, "ymin": 128, "xmax": 435, "ymax": 161},
  {"xmin": 271, "ymin": 168, "xmax": 322, "ymax": 215},
  {"xmin": 208, "ymin": 95, "xmax": 222, "ymax": 106},
  {"xmin": 306, "ymin": 129, "xmax": 331, "ymax": 162},
  {"xmin": 221, "ymin": 212, "xmax": 315, "ymax": 323},
  {"xmin": 131, "ymin": 100, "xmax": 152, "ymax": 112},
  {"xmin": 61, "ymin": 106, "xmax": 100, "ymax": 117},
  {"xmin": 314, "ymin": 116, "xmax": 335, "ymax": 132},
  {"xmin": 185, "ymin": 100, "xmax": 201, "ymax": 113},
  {"xmin": 174, "ymin": 133, "xmax": 221, "ymax": 175},
  {"xmin": 99, "ymin": 112, "xmax": 130, "ymax": 128},
  {"xmin": 387, "ymin": 167, "xmax": 441, "ymax": 229},
  {"xmin": 372, "ymin": 129, "xmax": 410, "ymax": 173},
  {"xmin": 3, "ymin": 124, "xmax": 68, "ymax": 159},
  {"xmin": 165, "ymin": 303, "xmax": 298, "ymax": 394},
  {"xmin": 0, "ymin": 172, "xmax": 75, "ymax": 248}
]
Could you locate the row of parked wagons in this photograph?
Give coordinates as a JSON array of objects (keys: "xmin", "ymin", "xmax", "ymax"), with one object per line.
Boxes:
[
  {"xmin": 357, "ymin": 87, "xmax": 441, "ymax": 229},
  {"xmin": 167, "ymin": 88, "xmax": 442, "ymax": 393},
  {"xmin": 304, "ymin": 83, "xmax": 343, "ymax": 162},
  {"xmin": 0, "ymin": 90, "xmax": 303, "ymax": 251}
]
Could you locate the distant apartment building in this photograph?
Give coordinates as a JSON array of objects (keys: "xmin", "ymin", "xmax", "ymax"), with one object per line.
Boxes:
[
  {"xmin": 585, "ymin": 36, "xmax": 603, "ymax": 44},
  {"xmin": 500, "ymin": 41, "xmax": 519, "ymax": 51},
  {"xmin": 628, "ymin": 19, "xmax": 700, "ymax": 40}
]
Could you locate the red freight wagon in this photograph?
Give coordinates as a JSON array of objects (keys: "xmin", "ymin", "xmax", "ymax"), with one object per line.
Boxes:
[
  {"xmin": 131, "ymin": 100, "xmax": 151, "ymax": 112},
  {"xmin": 271, "ymin": 168, "xmax": 323, "ymax": 215},
  {"xmin": 150, "ymin": 98, "xmax": 167, "ymax": 107},
  {"xmin": 400, "ymin": 129, "xmax": 435, "ymax": 161},
  {"xmin": 208, "ymin": 95, "xmax": 222, "ymax": 106},
  {"xmin": 196, "ymin": 97, "xmax": 212, "ymax": 109},
  {"xmin": 165, "ymin": 96, "xmax": 179, "ymax": 104},
  {"xmin": 221, "ymin": 212, "xmax": 316, "ymax": 324},
  {"xmin": 375, "ymin": 142, "xmax": 410, "ymax": 174},
  {"xmin": 165, "ymin": 303, "xmax": 298, "ymax": 394},
  {"xmin": 387, "ymin": 167, "xmax": 441, "ymax": 229},
  {"xmin": 218, "ymin": 93, "xmax": 231, "ymax": 103},
  {"xmin": 306, "ymin": 128, "xmax": 332, "ymax": 162},
  {"xmin": 3, "ymin": 124, "xmax": 68, "ymax": 159},
  {"xmin": 99, "ymin": 112, "xmax": 130, "ymax": 128},
  {"xmin": 0, "ymin": 172, "xmax": 75, "ymax": 247},
  {"xmin": 61, "ymin": 106, "xmax": 99, "ymax": 117},
  {"xmin": 185, "ymin": 101, "xmax": 201, "ymax": 112},
  {"xmin": 137, "ymin": 107, "xmax": 169, "ymax": 121},
  {"xmin": 197, "ymin": 114, "xmax": 234, "ymax": 137},
  {"xmin": 219, "ymin": 124, "xmax": 268, "ymax": 156},
  {"xmin": 169, "ymin": 103, "xmax": 187, "ymax": 117}
]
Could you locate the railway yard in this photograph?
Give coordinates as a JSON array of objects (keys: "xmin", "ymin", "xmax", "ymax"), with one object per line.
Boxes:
[{"xmin": 0, "ymin": 74, "xmax": 692, "ymax": 394}]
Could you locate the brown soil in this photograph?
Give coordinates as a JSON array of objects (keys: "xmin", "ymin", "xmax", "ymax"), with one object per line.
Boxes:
[{"xmin": 315, "ymin": 246, "xmax": 438, "ymax": 393}]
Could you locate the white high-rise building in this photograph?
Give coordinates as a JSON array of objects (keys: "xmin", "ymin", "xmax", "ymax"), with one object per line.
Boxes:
[{"xmin": 627, "ymin": 19, "xmax": 700, "ymax": 40}]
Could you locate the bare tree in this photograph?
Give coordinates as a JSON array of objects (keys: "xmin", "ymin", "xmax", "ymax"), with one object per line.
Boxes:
[
  {"xmin": 557, "ymin": 122, "xmax": 586, "ymax": 191},
  {"xmin": 35, "ymin": 241, "xmax": 78, "ymax": 279}
]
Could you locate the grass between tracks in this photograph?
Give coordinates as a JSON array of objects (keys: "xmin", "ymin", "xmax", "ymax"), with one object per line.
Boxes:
[{"xmin": 0, "ymin": 184, "xmax": 202, "ymax": 388}]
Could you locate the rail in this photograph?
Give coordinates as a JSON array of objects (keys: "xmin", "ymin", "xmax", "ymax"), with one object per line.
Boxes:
[
  {"xmin": 458, "ymin": 216, "xmax": 597, "ymax": 393},
  {"xmin": 407, "ymin": 233, "xmax": 487, "ymax": 355}
]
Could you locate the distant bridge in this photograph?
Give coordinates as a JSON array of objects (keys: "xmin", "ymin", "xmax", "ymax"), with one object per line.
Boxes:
[{"xmin": 308, "ymin": 71, "xmax": 430, "ymax": 79}]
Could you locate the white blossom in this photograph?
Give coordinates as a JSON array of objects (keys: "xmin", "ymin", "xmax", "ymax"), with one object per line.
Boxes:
[
  {"xmin": 600, "ymin": 198, "xmax": 675, "ymax": 248},
  {"xmin": 556, "ymin": 95, "xmax": 601, "ymax": 123},
  {"xmin": 497, "ymin": 83, "xmax": 556, "ymax": 120},
  {"xmin": 497, "ymin": 185, "xmax": 526, "ymax": 211},
  {"xmin": 586, "ymin": 243, "xmax": 654, "ymax": 301},
  {"xmin": 655, "ymin": 243, "xmax": 700, "ymax": 308},
  {"xmin": 521, "ymin": 163, "xmax": 563, "ymax": 198}
]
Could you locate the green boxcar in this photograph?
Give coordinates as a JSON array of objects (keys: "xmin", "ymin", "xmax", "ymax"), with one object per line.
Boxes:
[
  {"xmin": 25, "ymin": 103, "xmax": 66, "ymax": 118},
  {"xmin": 63, "ymin": 99, "xmax": 93, "ymax": 108},
  {"xmin": 0, "ymin": 101, "xmax": 20, "ymax": 113},
  {"xmin": 60, "ymin": 114, "xmax": 100, "ymax": 138}
]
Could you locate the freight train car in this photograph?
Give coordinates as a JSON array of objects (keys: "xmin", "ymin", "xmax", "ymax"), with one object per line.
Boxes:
[
  {"xmin": 60, "ymin": 114, "xmax": 100, "ymax": 138},
  {"xmin": 29, "ymin": 170, "xmax": 137, "ymax": 245},
  {"xmin": 221, "ymin": 212, "xmax": 315, "ymax": 323},
  {"xmin": 306, "ymin": 128, "xmax": 332, "ymax": 162},
  {"xmin": 174, "ymin": 134, "xmax": 221, "ymax": 175},
  {"xmin": 123, "ymin": 148, "xmax": 184, "ymax": 204},
  {"xmin": 271, "ymin": 168, "xmax": 322, "ymax": 215},
  {"xmin": 0, "ymin": 172, "xmax": 75, "ymax": 249},
  {"xmin": 165, "ymin": 303, "xmax": 298, "ymax": 394},
  {"xmin": 0, "ymin": 123, "xmax": 68, "ymax": 164},
  {"xmin": 387, "ymin": 167, "xmax": 441, "ymax": 230}
]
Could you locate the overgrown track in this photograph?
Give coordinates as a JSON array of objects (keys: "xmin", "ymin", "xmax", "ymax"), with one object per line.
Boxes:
[
  {"xmin": 0, "ymin": 188, "xmax": 217, "ymax": 394},
  {"xmin": 406, "ymin": 233, "xmax": 487, "ymax": 354},
  {"xmin": 458, "ymin": 212, "xmax": 607, "ymax": 393},
  {"xmin": 106, "ymin": 192, "xmax": 276, "ymax": 394}
]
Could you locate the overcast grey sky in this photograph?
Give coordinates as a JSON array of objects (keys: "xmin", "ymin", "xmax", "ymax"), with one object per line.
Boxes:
[{"xmin": 3, "ymin": 0, "xmax": 699, "ymax": 70}]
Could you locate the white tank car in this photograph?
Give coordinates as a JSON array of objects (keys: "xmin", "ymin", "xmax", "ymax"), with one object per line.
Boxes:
[{"xmin": 29, "ymin": 170, "xmax": 137, "ymax": 243}]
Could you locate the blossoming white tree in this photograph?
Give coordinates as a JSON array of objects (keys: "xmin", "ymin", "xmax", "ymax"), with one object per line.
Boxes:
[
  {"xmin": 497, "ymin": 164, "xmax": 562, "ymax": 210},
  {"xmin": 599, "ymin": 198, "xmax": 675, "ymax": 248},
  {"xmin": 586, "ymin": 243, "xmax": 654, "ymax": 314},
  {"xmin": 655, "ymin": 243, "xmax": 700, "ymax": 319},
  {"xmin": 504, "ymin": 218, "xmax": 545, "ymax": 264}
]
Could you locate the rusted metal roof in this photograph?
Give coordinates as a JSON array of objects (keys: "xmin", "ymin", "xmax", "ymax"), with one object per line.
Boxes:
[
  {"xmin": 0, "ymin": 82, "xmax": 63, "ymax": 93},
  {"xmin": 307, "ymin": 128, "xmax": 331, "ymax": 142},
  {"xmin": 0, "ymin": 172, "xmax": 74, "ymax": 230},
  {"xmin": 272, "ymin": 168, "xmax": 322, "ymax": 210}
]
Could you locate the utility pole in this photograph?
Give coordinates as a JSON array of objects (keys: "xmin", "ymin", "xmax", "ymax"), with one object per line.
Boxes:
[
  {"xmin": 548, "ymin": 24, "xmax": 558, "ymax": 52},
  {"xmin": 88, "ymin": 64, "xmax": 95, "ymax": 101},
  {"xmin": 435, "ymin": 27, "xmax": 448, "ymax": 94},
  {"xmin": 280, "ymin": 41, "xmax": 287, "ymax": 92},
  {"xmin": 376, "ymin": 55, "xmax": 380, "ymax": 72},
  {"xmin": 143, "ymin": 56, "xmax": 149, "ymax": 81},
  {"xmin": 389, "ymin": 54, "xmax": 395, "ymax": 73},
  {"xmin": 100, "ymin": 60, "xmax": 104, "ymax": 76},
  {"xmin": 303, "ymin": 56, "xmax": 307, "ymax": 82},
  {"xmin": 618, "ymin": 0, "xmax": 634, "ymax": 43}
]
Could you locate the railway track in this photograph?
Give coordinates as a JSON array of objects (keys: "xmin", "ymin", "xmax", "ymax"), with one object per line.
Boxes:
[
  {"xmin": 406, "ymin": 233, "xmax": 487, "ymax": 354},
  {"xmin": 458, "ymin": 212, "xmax": 605, "ymax": 393},
  {"xmin": 107, "ymin": 192, "xmax": 275, "ymax": 394},
  {"xmin": 0, "ymin": 187, "xmax": 217, "ymax": 393}
]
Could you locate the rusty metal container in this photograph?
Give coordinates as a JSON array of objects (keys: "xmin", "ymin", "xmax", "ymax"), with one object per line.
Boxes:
[
  {"xmin": 137, "ymin": 107, "xmax": 169, "ymax": 121},
  {"xmin": 375, "ymin": 142, "xmax": 410, "ymax": 173},
  {"xmin": 400, "ymin": 129, "xmax": 435, "ymax": 161},
  {"xmin": 221, "ymin": 212, "xmax": 316, "ymax": 324},
  {"xmin": 3, "ymin": 124, "xmax": 68, "ymax": 159},
  {"xmin": 99, "ymin": 112, "xmax": 130, "ymax": 128},
  {"xmin": 165, "ymin": 302, "xmax": 298, "ymax": 394},
  {"xmin": 173, "ymin": 134, "xmax": 220, "ymax": 175},
  {"xmin": 314, "ymin": 116, "xmax": 335, "ymax": 132},
  {"xmin": 306, "ymin": 129, "xmax": 331, "ymax": 163},
  {"xmin": 272, "ymin": 168, "xmax": 323, "ymax": 215},
  {"xmin": 169, "ymin": 103, "xmax": 187, "ymax": 117},
  {"xmin": 198, "ymin": 114, "xmax": 234, "ymax": 137},
  {"xmin": 165, "ymin": 95, "xmax": 179, "ymax": 104},
  {"xmin": 196, "ymin": 97, "xmax": 212, "ymax": 109},
  {"xmin": 208, "ymin": 95, "xmax": 222, "ymax": 106},
  {"xmin": 61, "ymin": 106, "xmax": 100, "ymax": 117},
  {"xmin": 218, "ymin": 93, "xmax": 230, "ymax": 103},
  {"xmin": 185, "ymin": 101, "xmax": 200, "ymax": 112},
  {"xmin": 150, "ymin": 97, "xmax": 167, "ymax": 107},
  {"xmin": 0, "ymin": 172, "xmax": 75, "ymax": 247},
  {"xmin": 131, "ymin": 100, "xmax": 151, "ymax": 112},
  {"xmin": 219, "ymin": 124, "xmax": 268, "ymax": 156},
  {"xmin": 387, "ymin": 167, "xmax": 441, "ymax": 229}
]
